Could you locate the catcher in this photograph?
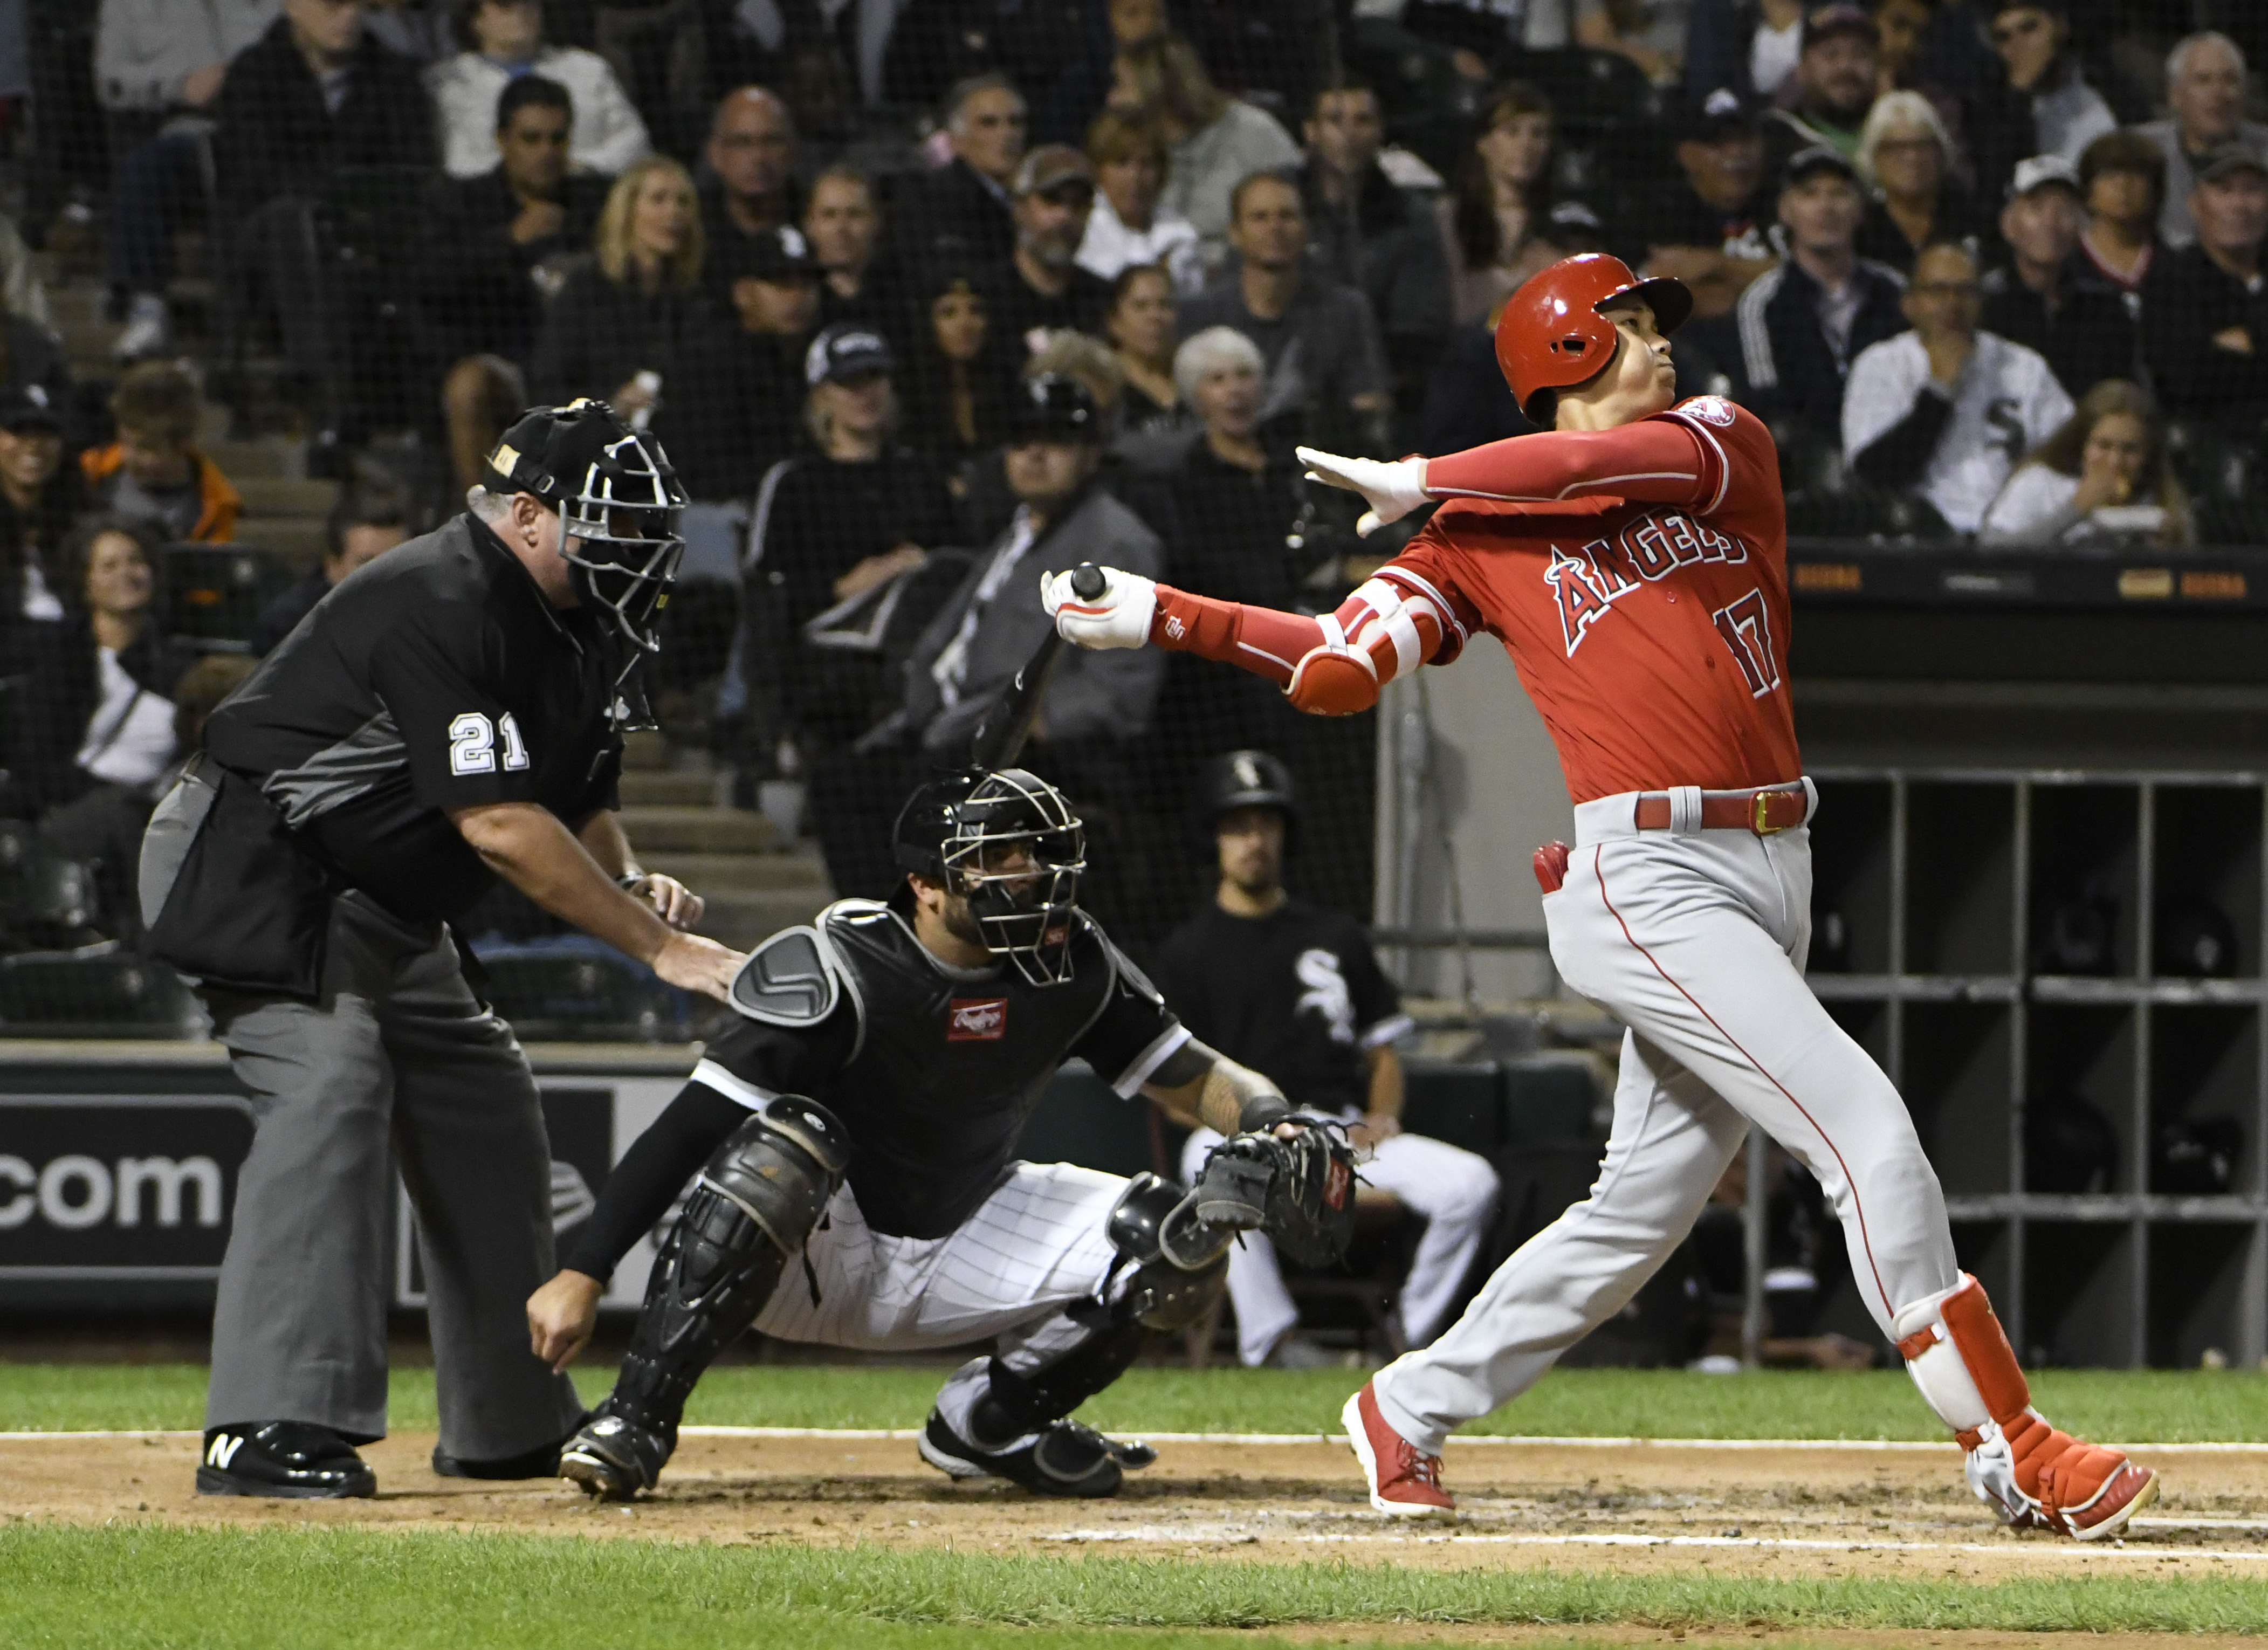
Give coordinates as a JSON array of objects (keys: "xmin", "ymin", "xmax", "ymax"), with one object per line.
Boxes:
[{"xmin": 525, "ymin": 767, "xmax": 1355, "ymax": 1500}]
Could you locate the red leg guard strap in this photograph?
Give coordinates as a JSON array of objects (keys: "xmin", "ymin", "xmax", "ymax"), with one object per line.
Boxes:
[{"xmin": 1940, "ymin": 1275, "xmax": 2031, "ymax": 1424}]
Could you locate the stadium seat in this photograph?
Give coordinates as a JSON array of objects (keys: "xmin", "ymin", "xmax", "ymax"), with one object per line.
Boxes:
[
  {"xmin": 161, "ymin": 541, "xmax": 299, "ymax": 653},
  {"xmin": 471, "ymin": 934, "xmax": 699, "ymax": 1043},
  {"xmin": 0, "ymin": 947, "xmax": 205, "ymax": 1039}
]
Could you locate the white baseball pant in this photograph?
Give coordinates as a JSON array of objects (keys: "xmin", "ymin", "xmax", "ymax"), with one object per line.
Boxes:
[
  {"xmin": 752, "ymin": 1160, "xmax": 1128, "ymax": 1441},
  {"xmin": 1373, "ymin": 786, "xmax": 1961, "ymax": 1455},
  {"xmin": 1182, "ymin": 1121, "xmax": 1501, "ymax": 1365}
]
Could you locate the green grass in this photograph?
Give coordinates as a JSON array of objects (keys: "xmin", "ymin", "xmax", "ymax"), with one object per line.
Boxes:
[
  {"xmin": 5, "ymin": 1362, "xmax": 2264, "ymax": 1442},
  {"xmin": 7, "ymin": 1524, "xmax": 2267, "ymax": 1647}
]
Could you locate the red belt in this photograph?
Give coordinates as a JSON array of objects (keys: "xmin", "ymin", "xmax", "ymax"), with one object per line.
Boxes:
[{"xmin": 1632, "ymin": 785, "xmax": 1807, "ymax": 835}]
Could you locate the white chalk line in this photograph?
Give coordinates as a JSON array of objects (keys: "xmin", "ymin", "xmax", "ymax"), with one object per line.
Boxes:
[{"xmin": 1047, "ymin": 1526, "xmax": 2268, "ymax": 1560}]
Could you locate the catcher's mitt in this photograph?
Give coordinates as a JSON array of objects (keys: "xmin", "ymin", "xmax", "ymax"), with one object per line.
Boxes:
[{"xmin": 1162, "ymin": 1121, "xmax": 1358, "ymax": 1270}]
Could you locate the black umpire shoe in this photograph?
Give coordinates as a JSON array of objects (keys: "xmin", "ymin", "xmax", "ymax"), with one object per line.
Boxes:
[
  {"xmin": 432, "ymin": 1413, "xmax": 592, "ymax": 1480},
  {"xmin": 558, "ymin": 1405, "xmax": 675, "ymax": 1501},
  {"xmin": 196, "ymin": 1421, "xmax": 377, "ymax": 1499},
  {"xmin": 918, "ymin": 1411, "xmax": 1156, "ymax": 1497}
]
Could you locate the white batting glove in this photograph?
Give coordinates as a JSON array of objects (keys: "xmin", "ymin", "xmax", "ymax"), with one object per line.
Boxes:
[
  {"xmin": 1040, "ymin": 565, "xmax": 1156, "ymax": 650},
  {"xmin": 1296, "ymin": 448, "xmax": 1430, "ymax": 531}
]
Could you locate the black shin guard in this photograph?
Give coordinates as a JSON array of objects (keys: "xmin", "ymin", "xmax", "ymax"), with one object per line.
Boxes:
[{"xmin": 608, "ymin": 1098, "xmax": 850, "ymax": 1438}]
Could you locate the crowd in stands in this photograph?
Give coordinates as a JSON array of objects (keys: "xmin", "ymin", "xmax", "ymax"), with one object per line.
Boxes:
[{"xmin": 4, "ymin": 0, "xmax": 2268, "ymax": 954}]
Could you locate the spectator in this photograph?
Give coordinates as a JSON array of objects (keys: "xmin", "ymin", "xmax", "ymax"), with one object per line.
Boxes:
[
  {"xmin": 1104, "ymin": 263, "xmax": 1183, "ymax": 434},
  {"xmin": 1164, "ymin": 326, "xmax": 1308, "ymax": 607},
  {"xmin": 990, "ymin": 145, "xmax": 1112, "ymax": 352},
  {"xmin": 1179, "ymin": 171, "xmax": 1391, "ymax": 455},
  {"xmin": 897, "ymin": 73, "xmax": 1027, "ymax": 267},
  {"xmin": 901, "ymin": 265, "xmax": 1017, "ymax": 468},
  {"xmin": 1576, "ymin": 0, "xmax": 1688, "ymax": 86},
  {"xmin": 1445, "ymin": 82, "xmax": 1561, "ymax": 325},
  {"xmin": 1844, "ymin": 239, "xmax": 2072, "ymax": 531},
  {"xmin": 1979, "ymin": 378, "xmax": 2191, "ymax": 546},
  {"xmin": 1760, "ymin": 4, "xmax": 1881, "ymax": 185},
  {"xmin": 1076, "ymin": 111, "xmax": 1202, "ymax": 292},
  {"xmin": 728, "ymin": 326, "xmax": 955, "ymax": 766},
  {"xmin": 9, "ymin": 516, "xmax": 184, "ymax": 822},
  {"xmin": 79, "ymin": 363, "xmax": 242, "ymax": 544},
  {"xmin": 420, "ymin": 74, "xmax": 608, "ymax": 493},
  {"xmin": 528, "ymin": 155, "xmax": 714, "ymax": 476},
  {"xmin": 211, "ymin": 0, "xmax": 437, "ymax": 435},
  {"xmin": 360, "ymin": 0, "xmax": 452, "ymax": 64},
  {"xmin": 2139, "ymin": 147, "xmax": 2268, "ymax": 430},
  {"xmin": 2135, "ymin": 32, "xmax": 2267, "ymax": 251},
  {"xmin": 1980, "ymin": 155, "xmax": 2134, "ymax": 398},
  {"xmin": 1868, "ymin": 0, "xmax": 1934, "ymax": 99},
  {"xmin": 1299, "ymin": 77, "xmax": 1453, "ymax": 402},
  {"xmin": 0, "ymin": 215, "xmax": 49, "ymax": 330},
  {"xmin": 1965, "ymin": 1, "xmax": 2114, "ymax": 211},
  {"xmin": 1633, "ymin": 87, "xmax": 1782, "ymax": 319},
  {"xmin": 701, "ymin": 87, "xmax": 803, "ymax": 290},
  {"xmin": 1682, "ymin": 0, "xmax": 1806, "ymax": 103},
  {"xmin": 1421, "ymin": 305, "xmax": 1536, "ymax": 455},
  {"xmin": 426, "ymin": 0, "xmax": 646, "ymax": 179},
  {"xmin": 1732, "ymin": 146, "xmax": 1907, "ymax": 434},
  {"xmin": 250, "ymin": 466, "xmax": 412, "ymax": 654},
  {"xmin": 2076, "ymin": 129, "xmax": 2163, "ymax": 308},
  {"xmin": 95, "ymin": 0, "xmax": 276, "ymax": 361},
  {"xmin": 1110, "ymin": 31, "xmax": 1299, "ymax": 244},
  {"xmin": 699, "ymin": 225, "xmax": 824, "ymax": 489},
  {"xmin": 1854, "ymin": 89, "xmax": 1975, "ymax": 274},
  {"xmin": 0, "ymin": 386, "xmax": 85, "ymax": 623},
  {"xmin": 805, "ymin": 166, "xmax": 898, "ymax": 335}
]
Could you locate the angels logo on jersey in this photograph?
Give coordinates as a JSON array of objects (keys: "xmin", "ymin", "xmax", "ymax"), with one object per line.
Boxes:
[
  {"xmin": 1546, "ymin": 511, "xmax": 1748, "ymax": 655},
  {"xmin": 947, "ymin": 998, "xmax": 1007, "ymax": 1040},
  {"xmin": 1679, "ymin": 395, "xmax": 1737, "ymax": 428}
]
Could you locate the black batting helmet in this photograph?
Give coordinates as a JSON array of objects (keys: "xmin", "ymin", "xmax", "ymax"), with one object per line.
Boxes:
[
  {"xmin": 484, "ymin": 398, "xmax": 688, "ymax": 667},
  {"xmin": 1201, "ymin": 749, "xmax": 1298, "ymax": 835},
  {"xmin": 1006, "ymin": 373, "xmax": 1099, "ymax": 442},
  {"xmin": 893, "ymin": 768, "xmax": 1087, "ymax": 985}
]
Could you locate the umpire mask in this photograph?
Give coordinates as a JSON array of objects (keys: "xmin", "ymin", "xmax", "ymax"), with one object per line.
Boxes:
[
  {"xmin": 484, "ymin": 398, "xmax": 688, "ymax": 675},
  {"xmin": 894, "ymin": 769, "xmax": 1086, "ymax": 985}
]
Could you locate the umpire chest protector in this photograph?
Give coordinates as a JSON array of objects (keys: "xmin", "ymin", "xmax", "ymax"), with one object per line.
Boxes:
[{"xmin": 714, "ymin": 898, "xmax": 1178, "ymax": 1239}]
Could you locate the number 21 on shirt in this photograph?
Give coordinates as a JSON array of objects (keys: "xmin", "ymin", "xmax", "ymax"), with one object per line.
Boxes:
[{"xmin": 449, "ymin": 711, "xmax": 530, "ymax": 775}]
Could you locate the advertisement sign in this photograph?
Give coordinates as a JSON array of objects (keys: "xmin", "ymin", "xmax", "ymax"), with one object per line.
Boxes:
[{"xmin": 0, "ymin": 1095, "xmax": 255, "ymax": 1279}]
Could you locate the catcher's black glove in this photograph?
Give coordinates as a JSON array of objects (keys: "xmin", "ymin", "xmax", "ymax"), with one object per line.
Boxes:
[{"xmin": 1161, "ymin": 1120, "xmax": 1358, "ymax": 1270}]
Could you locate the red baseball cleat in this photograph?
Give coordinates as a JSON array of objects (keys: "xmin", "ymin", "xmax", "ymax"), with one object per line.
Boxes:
[{"xmin": 1342, "ymin": 1383, "xmax": 1454, "ymax": 1516}]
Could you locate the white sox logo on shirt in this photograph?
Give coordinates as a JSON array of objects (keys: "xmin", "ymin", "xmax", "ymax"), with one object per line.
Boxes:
[
  {"xmin": 1545, "ymin": 510, "xmax": 1748, "ymax": 655},
  {"xmin": 947, "ymin": 998, "xmax": 1007, "ymax": 1040},
  {"xmin": 1294, "ymin": 948, "xmax": 1357, "ymax": 1044}
]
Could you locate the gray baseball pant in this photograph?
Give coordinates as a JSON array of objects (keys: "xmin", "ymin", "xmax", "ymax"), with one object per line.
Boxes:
[{"xmin": 201, "ymin": 890, "xmax": 583, "ymax": 1458}]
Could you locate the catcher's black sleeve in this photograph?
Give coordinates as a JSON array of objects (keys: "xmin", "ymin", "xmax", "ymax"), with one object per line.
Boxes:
[
  {"xmin": 558, "ymin": 1081, "xmax": 750, "ymax": 1281},
  {"xmin": 1070, "ymin": 938, "xmax": 1191, "ymax": 1097}
]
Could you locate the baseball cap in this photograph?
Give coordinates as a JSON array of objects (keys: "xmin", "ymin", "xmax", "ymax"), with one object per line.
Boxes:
[
  {"xmin": 2194, "ymin": 143, "xmax": 2268, "ymax": 187},
  {"xmin": 739, "ymin": 223, "xmax": 819, "ymax": 283},
  {"xmin": 1802, "ymin": 3, "xmax": 1876, "ymax": 51},
  {"xmin": 1006, "ymin": 373, "xmax": 1098, "ymax": 441},
  {"xmin": 1682, "ymin": 86, "xmax": 1758, "ymax": 142},
  {"xmin": 0, "ymin": 382, "xmax": 63, "ymax": 432},
  {"xmin": 1781, "ymin": 144, "xmax": 1860, "ymax": 189},
  {"xmin": 2007, "ymin": 154, "xmax": 2082, "ymax": 201},
  {"xmin": 1547, "ymin": 200, "xmax": 1607, "ymax": 243},
  {"xmin": 805, "ymin": 325, "xmax": 896, "ymax": 386},
  {"xmin": 1013, "ymin": 143, "xmax": 1096, "ymax": 200}
]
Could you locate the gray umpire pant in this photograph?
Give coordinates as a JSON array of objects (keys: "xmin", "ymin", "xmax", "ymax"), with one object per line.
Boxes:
[{"xmin": 201, "ymin": 891, "xmax": 584, "ymax": 1456}]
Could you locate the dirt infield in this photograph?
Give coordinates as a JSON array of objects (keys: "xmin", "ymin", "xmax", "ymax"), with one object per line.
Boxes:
[{"xmin": 4, "ymin": 1430, "xmax": 2263, "ymax": 1583}]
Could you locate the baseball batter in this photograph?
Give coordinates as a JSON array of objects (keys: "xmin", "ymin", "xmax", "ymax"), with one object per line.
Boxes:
[{"xmin": 1042, "ymin": 253, "xmax": 2157, "ymax": 1540}]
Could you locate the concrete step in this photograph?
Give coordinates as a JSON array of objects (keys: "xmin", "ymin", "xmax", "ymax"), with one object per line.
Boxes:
[
  {"xmin": 616, "ymin": 805, "xmax": 776, "ymax": 854},
  {"xmin": 621, "ymin": 729, "xmax": 669, "ymax": 770},
  {"xmin": 230, "ymin": 514, "xmax": 326, "ymax": 567},
  {"xmin": 617, "ymin": 768, "xmax": 717, "ymax": 807},
  {"xmin": 697, "ymin": 887, "xmax": 836, "ymax": 950},
  {"xmin": 641, "ymin": 850, "xmax": 831, "ymax": 893},
  {"xmin": 47, "ymin": 282, "xmax": 102, "ymax": 326},
  {"xmin": 236, "ymin": 474, "xmax": 339, "ymax": 518},
  {"xmin": 206, "ymin": 437, "xmax": 305, "ymax": 480},
  {"xmin": 57, "ymin": 314, "xmax": 118, "ymax": 367}
]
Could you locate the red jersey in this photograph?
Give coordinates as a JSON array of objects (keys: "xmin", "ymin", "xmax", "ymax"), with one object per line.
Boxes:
[{"xmin": 1382, "ymin": 395, "xmax": 1801, "ymax": 802}]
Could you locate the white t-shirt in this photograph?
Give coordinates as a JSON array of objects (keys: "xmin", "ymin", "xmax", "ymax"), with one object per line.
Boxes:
[
  {"xmin": 1843, "ymin": 331, "xmax": 2074, "ymax": 533},
  {"xmin": 1075, "ymin": 195, "xmax": 1205, "ymax": 294},
  {"xmin": 75, "ymin": 645, "xmax": 177, "ymax": 787}
]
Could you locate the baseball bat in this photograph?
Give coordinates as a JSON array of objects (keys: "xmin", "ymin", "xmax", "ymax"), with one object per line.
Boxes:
[{"xmin": 967, "ymin": 562, "xmax": 1105, "ymax": 770}]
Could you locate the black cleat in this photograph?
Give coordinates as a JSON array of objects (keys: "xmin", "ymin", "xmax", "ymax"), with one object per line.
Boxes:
[
  {"xmin": 558, "ymin": 1406, "xmax": 674, "ymax": 1501},
  {"xmin": 918, "ymin": 1412, "xmax": 1153, "ymax": 1497},
  {"xmin": 196, "ymin": 1422, "xmax": 376, "ymax": 1499},
  {"xmin": 433, "ymin": 1413, "xmax": 592, "ymax": 1480}
]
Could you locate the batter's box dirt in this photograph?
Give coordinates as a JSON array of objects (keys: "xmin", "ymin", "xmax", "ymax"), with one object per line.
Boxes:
[{"xmin": 3, "ymin": 1433, "xmax": 2261, "ymax": 1584}]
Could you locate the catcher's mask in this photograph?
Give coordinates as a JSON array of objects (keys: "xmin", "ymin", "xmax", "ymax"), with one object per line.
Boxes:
[
  {"xmin": 893, "ymin": 768, "xmax": 1085, "ymax": 985},
  {"xmin": 483, "ymin": 398, "xmax": 688, "ymax": 676}
]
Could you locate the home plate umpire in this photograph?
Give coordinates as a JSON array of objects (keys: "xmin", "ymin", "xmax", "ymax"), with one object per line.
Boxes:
[{"xmin": 138, "ymin": 400, "xmax": 741, "ymax": 1498}]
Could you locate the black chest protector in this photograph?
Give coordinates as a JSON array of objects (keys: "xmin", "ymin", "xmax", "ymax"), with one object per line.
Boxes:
[{"xmin": 717, "ymin": 898, "xmax": 1158, "ymax": 1239}]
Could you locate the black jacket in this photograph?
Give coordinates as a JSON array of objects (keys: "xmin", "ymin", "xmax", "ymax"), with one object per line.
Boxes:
[
  {"xmin": 1727, "ymin": 254, "xmax": 1909, "ymax": 434},
  {"xmin": 1298, "ymin": 158, "xmax": 1453, "ymax": 356},
  {"xmin": 213, "ymin": 19, "xmax": 436, "ymax": 217},
  {"xmin": 6, "ymin": 613, "xmax": 189, "ymax": 817},
  {"xmin": 416, "ymin": 168, "xmax": 609, "ymax": 367},
  {"xmin": 2139, "ymin": 244, "xmax": 2268, "ymax": 425},
  {"xmin": 1980, "ymin": 257, "xmax": 2137, "ymax": 400},
  {"xmin": 892, "ymin": 157, "xmax": 1018, "ymax": 269}
]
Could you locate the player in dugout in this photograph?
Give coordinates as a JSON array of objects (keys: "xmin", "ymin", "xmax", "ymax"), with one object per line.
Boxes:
[
  {"xmin": 1159, "ymin": 749, "xmax": 1498, "ymax": 1369},
  {"xmin": 1042, "ymin": 253, "xmax": 2159, "ymax": 1540}
]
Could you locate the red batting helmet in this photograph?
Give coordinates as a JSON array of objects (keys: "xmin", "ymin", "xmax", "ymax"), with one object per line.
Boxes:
[{"xmin": 1495, "ymin": 253, "xmax": 1693, "ymax": 422}]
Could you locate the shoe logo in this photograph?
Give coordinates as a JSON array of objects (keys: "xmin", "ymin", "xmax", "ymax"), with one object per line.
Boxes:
[
  {"xmin": 947, "ymin": 998, "xmax": 1007, "ymax": 1040},
  {"xmin": 205, "ymin": 1433, "xmax": 244, "ymax": 1470}
]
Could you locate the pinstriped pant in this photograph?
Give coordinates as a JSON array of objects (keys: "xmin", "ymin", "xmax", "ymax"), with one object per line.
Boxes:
[
  {"xmin": 1374, "ymin": 803, "xmax": 1960, "ymax": 1455},
  {"xmin": 754, "ymin": 1161, "xmax": 1128, "ymax": 1438}
]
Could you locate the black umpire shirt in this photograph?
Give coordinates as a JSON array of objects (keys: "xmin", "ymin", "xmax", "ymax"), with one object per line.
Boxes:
[
  {"xmin": 1155, "ymin": 899, "xmax": 1411, "ymax": 1119},
  {"xmin": 203, "ymin": 513, "xmax": 624, "ymax": 924}
]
